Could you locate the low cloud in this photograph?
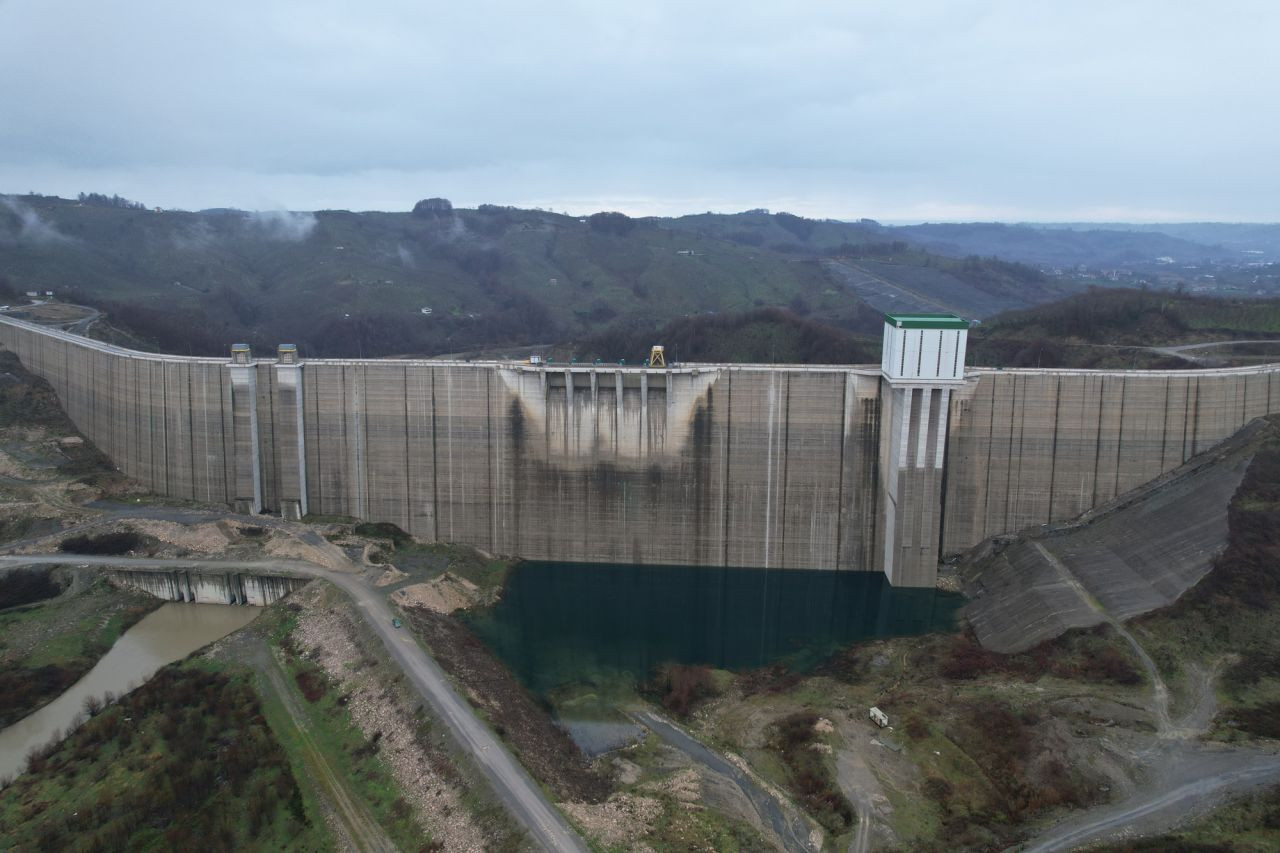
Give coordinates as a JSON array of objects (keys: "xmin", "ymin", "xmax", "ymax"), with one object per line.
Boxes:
[
  {"xmin": 171, "ymin": 218, "xmax": 216, "ymax": 251},
  {"xmin": 0, "ymin": 195, "xmax": 72, "ymax": 245},
  {"xmin": 243, "ymin": 209, "xmax": 316, "ymax": 241}
]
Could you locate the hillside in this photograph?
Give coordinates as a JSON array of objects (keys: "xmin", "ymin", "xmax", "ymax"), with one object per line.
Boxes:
[
  {"xmin": 893, "ymin": 222, "xmax": 1254, "ymax": 266},
  {"xmin": 566, "ymin": 288, "xmax": 1280, "ymax": 370},
  {"xmin": 663, "ymin": 210, "xmax": 1081, "ymax": 317},
  {"xmin": 0, "ymin": 195, "xmax": 1067, "ymax": 358},
  {"xmin": 573, "ymin": 307, "xmax": 879, "ymax": 365}
]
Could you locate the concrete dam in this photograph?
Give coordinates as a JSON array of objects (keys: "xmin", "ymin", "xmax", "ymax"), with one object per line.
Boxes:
[{"xmin": 2, "ymin": 314, "xmax": 1279, "ymax": 588}]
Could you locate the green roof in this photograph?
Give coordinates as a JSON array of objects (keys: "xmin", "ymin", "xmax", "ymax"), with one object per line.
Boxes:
[{"xmin": 884, "ymin": 313, "xmax": 969, "ymax": 330}]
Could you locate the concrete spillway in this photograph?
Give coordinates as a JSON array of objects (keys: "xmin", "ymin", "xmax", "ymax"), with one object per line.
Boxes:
[
  {"xmin": 3, "ymin": 315, "xmax": 1279, "ymax": 587},
  {"xmin": 107, "ymin": 568, "xmax": 307, "ymax": 605}
]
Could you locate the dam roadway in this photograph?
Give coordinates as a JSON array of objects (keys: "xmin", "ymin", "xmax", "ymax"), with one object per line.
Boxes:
[
  {"xmin": 2, "ymin": 313, "xmax": 1280, "ymax": 587},
  {"xmin": 0, "ymin": 551, "xmax": 588, "ymax": 853}
]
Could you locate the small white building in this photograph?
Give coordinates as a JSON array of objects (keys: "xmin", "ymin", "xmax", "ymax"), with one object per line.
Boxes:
[
  {"xmin": 869, "ymin": 707, "xmax": 889, "ymax": 728},
  {"xmin": 881, "ymin": 313, "xmax": 969, "ymax": 385}
]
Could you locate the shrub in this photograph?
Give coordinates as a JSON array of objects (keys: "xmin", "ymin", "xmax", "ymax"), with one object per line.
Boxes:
[
  {"xmin": 767, "ymin": 711, "xmax": 855, "ymax": 836},
  {"xmin": 353, "ymin": 521, "xmax": 412, "ymax": 549},
  {"xmin": 293, "ymin": 668, "xmax": 327, "ymax": 703},
  {"xmin": 648, "ymin": 662, "xmax": 719, "ymax": 717},
  {"xmin": 903, "ymin": 715, "xmax": 929, "ymax": 739},
  {"xmin": 59, "ymin": 531, "xmax": 143, "ymax": 555},
  {"xmin": 1235, "ymin": 703, "xmax": 1280, "ymax": 739},
  {"xmin": 0, "ymin": 567, "xmax": 63, "ymax": 609}
]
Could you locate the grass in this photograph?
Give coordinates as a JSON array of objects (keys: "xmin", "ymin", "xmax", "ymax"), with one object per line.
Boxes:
[
  {"xmin": 256, "ymin": 603, "xmax": 426, "ymax": 850},
  {"xmin": 641, "ymin": 794, "xmax": 764, "ymax": 852}
]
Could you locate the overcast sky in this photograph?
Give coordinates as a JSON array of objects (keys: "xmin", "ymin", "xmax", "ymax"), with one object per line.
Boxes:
[{"xmin": 1, "ymin": 1, "xmax": 1276, "ymax": 221}]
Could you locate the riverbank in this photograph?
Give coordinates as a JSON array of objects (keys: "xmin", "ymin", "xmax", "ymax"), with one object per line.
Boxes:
[
  {"xmin": 0, "ymin": 570, "xmax": 159, "ymax": 729},
  {"xmin": 0, "ymin": 599, "xmax": 260, "ymax": 782}
]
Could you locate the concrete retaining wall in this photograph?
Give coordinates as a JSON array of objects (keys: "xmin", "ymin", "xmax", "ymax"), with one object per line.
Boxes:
[
  {"xmin": 4, "ymin": 315, "xmax": 1279, "ymax": 586},
  {"xmin": 107, "ymin": 568, "xmax": 308, "ymax": 605}
]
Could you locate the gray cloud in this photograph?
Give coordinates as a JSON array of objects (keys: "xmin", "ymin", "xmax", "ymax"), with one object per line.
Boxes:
[
  {"xmin": 242, "ymin": 210, "xmax": 317, "ymax": 241},
  {"xmin": 0, "ymin": 195, "xmax": 72, "ymax": 245},
  {"xmin": 0, "ymin": 1, "xmax": 1276, "ymax": 221}
]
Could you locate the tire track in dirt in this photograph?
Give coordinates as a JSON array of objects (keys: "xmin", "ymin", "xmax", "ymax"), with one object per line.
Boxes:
[{"xmin": 251, "ymin": 641, "xmax": 398, "ymax": 853}]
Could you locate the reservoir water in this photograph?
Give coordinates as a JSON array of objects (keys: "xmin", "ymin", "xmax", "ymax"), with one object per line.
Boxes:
[
  {"xmin": 0, "ymin": 602, "xmax": 259, "ymax": 782},
  {"xmin": 466, "ymin": 562, "xmax": 963, "ymax": 695}
]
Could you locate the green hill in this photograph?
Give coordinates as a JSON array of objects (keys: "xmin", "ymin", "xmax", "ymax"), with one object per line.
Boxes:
[{"xmin": 0, "ymin": 194, "xmax": 1072, "ymax": 358}]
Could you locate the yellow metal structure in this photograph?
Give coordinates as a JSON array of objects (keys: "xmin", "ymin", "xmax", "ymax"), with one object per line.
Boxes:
[{"xmin": 648, "ymin": 345, "xmax": 666, "ymax": 368}]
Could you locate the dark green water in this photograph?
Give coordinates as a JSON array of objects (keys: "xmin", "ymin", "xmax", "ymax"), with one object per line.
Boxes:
[{"xmin": 465, "ymin": 562, "xmax": 964, "ymax": 694}]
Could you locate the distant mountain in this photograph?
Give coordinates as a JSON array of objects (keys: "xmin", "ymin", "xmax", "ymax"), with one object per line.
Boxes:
[
  {"xmin": 889, "ymin": 222, "xmax": 1244, "ymax": 267},
  {"xmin": 1043, "ymin": 222, "xmax": 1280, "ymax": 259}
]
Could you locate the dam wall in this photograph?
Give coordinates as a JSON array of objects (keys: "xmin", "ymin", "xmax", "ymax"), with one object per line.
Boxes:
[
  {"xmin": 3, "ymin": 315, "xmax": 1279, "ymax": 586},
  {"xmin": 942, "ymin": 366, "xmax": 1280, "ymax": 553}
]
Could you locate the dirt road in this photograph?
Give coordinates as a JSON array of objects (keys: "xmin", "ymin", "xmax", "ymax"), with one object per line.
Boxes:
[
  {"xmin": 248, "ymin": 639, "xmax": 397, "ymax": 853},
  {"xmin": 1017, "ymin": 543, "xmax": 1280, "ymax": 851},
  {"xmin": 630, "ymin": 709, "xmax": 817, "ymax": 851}
]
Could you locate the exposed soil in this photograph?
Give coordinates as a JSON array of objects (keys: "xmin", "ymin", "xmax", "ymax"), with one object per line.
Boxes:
[
  {"xmin": 561, "ymin": 793, "xmax": 662, "ymax": 850},
  {"xmin": 392, "ymin": 572, "xmax": 483, "ymax": 613}
]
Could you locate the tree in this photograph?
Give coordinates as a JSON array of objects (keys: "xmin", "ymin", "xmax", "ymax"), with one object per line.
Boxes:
[
  {"xmin": 411, "ymin": 197, "xmax": 453, "ymax": 218},
  {"xmin": 587, "ymin": 211, "xmax": 635, "ymax": 236}
]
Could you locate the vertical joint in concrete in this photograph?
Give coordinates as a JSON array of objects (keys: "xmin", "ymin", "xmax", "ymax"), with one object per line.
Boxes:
[
  {"xmin": 228, "ymin": 344, "xmax": 262, "ymax": 515},
  {"xmin": 274, "ymin": 344, "xmax": 307, "ymax": 520}
]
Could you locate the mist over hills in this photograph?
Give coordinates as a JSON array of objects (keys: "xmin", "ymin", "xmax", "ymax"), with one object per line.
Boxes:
[
  {"xmin": 1, "ymin": 192, "xmax": 1275, "ymax": 362},
  {"xmin": 0, "ymin": 194, "xmax": 1069, "ymax": 359}
]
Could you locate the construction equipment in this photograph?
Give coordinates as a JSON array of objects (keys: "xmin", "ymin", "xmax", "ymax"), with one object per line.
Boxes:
[{"xmin": 648, "ymin": 345, "xmax": 666, "ymax": 368}]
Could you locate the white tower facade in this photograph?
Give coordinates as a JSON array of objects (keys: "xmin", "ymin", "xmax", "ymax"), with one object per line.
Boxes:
[
  {"xmin": 881, "ymin": 313, "xmax": 969, "ymax": 384},
  {"xmin": 878, "ymin": 314, "xmax": 969, "ymax": 586}
]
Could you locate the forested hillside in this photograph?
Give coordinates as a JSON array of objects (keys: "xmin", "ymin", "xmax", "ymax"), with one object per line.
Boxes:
[{"xmin": 0, "ymin": 194, "xmax": 1065, "ymax": 358}]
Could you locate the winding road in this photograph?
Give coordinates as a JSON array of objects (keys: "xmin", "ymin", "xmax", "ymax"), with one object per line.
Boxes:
[
  {"xmin": 1017, "ymin": 543, "xmax": 1280, "ymax": 851},
  {"xmin": 629, "ymin": 709, "xmax": 816, "ymax": 851}
]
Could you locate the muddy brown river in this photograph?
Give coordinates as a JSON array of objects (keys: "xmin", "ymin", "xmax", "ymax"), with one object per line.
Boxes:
[{"xmin": 0, "ymin": 602, "xmax": 259, "ymax": 782}]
